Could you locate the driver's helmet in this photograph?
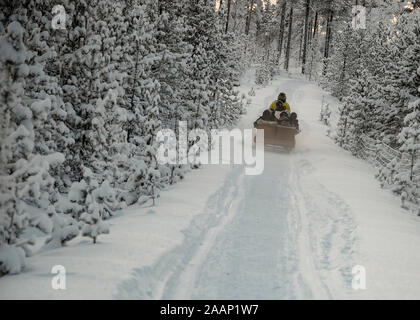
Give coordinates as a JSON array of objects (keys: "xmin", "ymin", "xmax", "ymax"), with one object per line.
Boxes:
[{"xmin": 278, "ymin": 92, "xmax": 287, "ymax": 103}]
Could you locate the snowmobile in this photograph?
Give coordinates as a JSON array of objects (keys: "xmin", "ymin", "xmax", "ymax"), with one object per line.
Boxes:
[{"xmin": 253, "ymin": 109, "xmax": 300, "ymax": 150}]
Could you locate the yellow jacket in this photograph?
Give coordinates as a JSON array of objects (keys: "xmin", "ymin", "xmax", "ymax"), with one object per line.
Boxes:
[{"xmin": 269, "ymin": 100, "xmax": 291, "ymax": 112}]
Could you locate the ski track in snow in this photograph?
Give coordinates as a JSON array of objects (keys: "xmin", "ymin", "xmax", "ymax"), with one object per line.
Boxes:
[
  {"xmin": 115, "ymin": 165, "xmax": 244, "ymax": 299},
  {"xmin": 116, "ymin": 75, "xmax": 358, "ymax": 300},
  {"xmin": 288, "ymin": 157, "xmax": 357, "ymax": 299}
]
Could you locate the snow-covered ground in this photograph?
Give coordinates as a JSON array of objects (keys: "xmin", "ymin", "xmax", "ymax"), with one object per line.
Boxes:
[{"xmin": 1, "ymin": 69, "xmax": 420, "ymax": 300}]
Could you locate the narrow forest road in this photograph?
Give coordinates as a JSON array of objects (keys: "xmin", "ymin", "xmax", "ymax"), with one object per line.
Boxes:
[
  {"xmin": 116, "ymin": 74, "xmax": 361, "ymax": 299},
  {"xmin": 3, "ymin": 71, "xmax": 418, "ymax": 300}
]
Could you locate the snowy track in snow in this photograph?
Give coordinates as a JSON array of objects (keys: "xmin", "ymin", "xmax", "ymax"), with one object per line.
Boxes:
[
  {"xmin": 116, "ymin": 75, "xmax": 359, "ymax": 299},
  {"xmin": 288, "ymin": 157, "xmax": 357, "ymax": 299},
  {"xmin": 116, "ymin": 165, "xmax": 244, "ymax": 299}
]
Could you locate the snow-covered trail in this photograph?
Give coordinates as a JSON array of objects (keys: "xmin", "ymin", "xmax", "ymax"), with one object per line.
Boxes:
[
  {"xmin": 3, "ymin": 71, "xmax": 420, "ymax": 300},
  {"xmin": 184, "ymin": 151, "xmax": 293, "ymax": 299},
  {"xmin": 162, "ymin": 78, "xmax": 348, "ymax": 299},
  {"xmin": 116, "ymin": 75, "xmax": 358, "ymax": 299}
]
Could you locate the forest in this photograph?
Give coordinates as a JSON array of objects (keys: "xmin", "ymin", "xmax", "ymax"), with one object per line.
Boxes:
[{"xmin": 0, "ymin": 0, "xmax": 419, "ymax": 276}]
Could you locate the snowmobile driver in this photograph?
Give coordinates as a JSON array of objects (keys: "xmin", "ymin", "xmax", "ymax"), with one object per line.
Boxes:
[
  {"xmin": 268, "ymin": 92, "xmax": 299, "ymax": 130},
  {"xmin": 269, "ymin": 92, "xmax": 291, "ymax": 113}
]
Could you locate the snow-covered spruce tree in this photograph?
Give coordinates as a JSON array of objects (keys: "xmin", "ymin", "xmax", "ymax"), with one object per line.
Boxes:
[
  {"xmin": 0, "ymin": 1, "xmax": 71, "ymax": 195},
  {"xmin": 334, "ymin": 20, "xmax": 398, "ymax": 156},
  {"xmin": 78, "ymin": 174, "xmax": 111, "ymax": 245},
  {"xmin": 44, "ymin": 205, "xmax": 79, "ymax": 249},
  {"xmin": 80, "ymin": 204, "xmax": 110, "ymax": 244},
  {"xmin": 58, "ymin": 0, "xmax": 116, "ymax": 183},
  {"xmin": 395, "ymin": 78, "xmax": 420, "ymax": 213},
  {"xmin": 67, "ymin": 167, "xmax": 114, "ymax": 220},
  {"xmin": 149, "ymin": 0, "xmax": 191, "ymax": 185},
  {"xmin": 181, "ymin": 1, "xmax": 212, "ymax": 133},
  {"xmin": 208, "ymin": 30, "xmax": 245, "ymax": 129},
  {"xmin": 91, "ymin": 1, "xmax": 145, "ymax": 204},
  {"xmin": 52, "ymin": 1, "xmax": 124, "ymax": 213},
  {"xmin": 305, "ymin": 31, "xmax": 323, "ymax": 82},
  {"xmin": 333, "ymin": 28, "xmax": 372, "ymax": 154},
  {"xmin": 56, "ymin": 0, "xmax": 92, "ymax": 183},
  {"xmin": 321, "ymin": 26, "xmax": 359, "ymax": 101},
  {"xmin": 174, "ymin": 0, "xmax": 215, "ymax": 171},
  {"xmin": 139, "ymin": 77, "xmax": 162, "ymax": 207},
  {"xmin": 376, "ymin": 157, "xmax": 400, "ymax": 189},
  {"xmin": 334, "ymin": 104, "xmax": 350, "ymax": 148},
  {"xmin": 92, "ymin": 3, "xmax": 133, "ymax": 198},
  {"xmin": 255, "ymin": 59, "xmax": 272, "ymax": 86},
  {"xmin": 0, "ymin": 21, "xmax": 62, "ymax": 273},
  {"xmin": 120, "ymin": 3, "xmax": 164, "ymax": 206},
  {"xmin": 65, "ymin": 166, "xmax": 110, "ymax": 239},
  {"xmin": 376, "ymin": 12, "xmax": 420, "ymax": 147},
  {"xmin": 362, "ymin": 20, "xmax": 394, "ymax": 142},
  {"xmin": 252, "ymin": 0, "xmax": 277, "ymax": 85},
  {"xmin": 343, "ymin": 72, "xmax": 376, "ymax": 156},
  {"xmin": 21, "ymin": 1, "xmax": 73, "ymax": 188},
  {"xmin": 89, "ymin": 89, "xmax": 128, "ymax": 215},
  {"xmin": 182, "ymin": 0, "xmax": 245, "ymax": 131},
  {"xmin": 118, "ymin": 1, "xmax": 147, "ymax": 145},
  {"xmin": 76, "ymin": 2, "xmax": 116, "ymax": 176}
]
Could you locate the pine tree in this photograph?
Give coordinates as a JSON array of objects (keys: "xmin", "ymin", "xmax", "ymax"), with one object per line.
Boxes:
[
  {"xmin": 89, "ymin": 89, "xmax": 129, "ymax": 211},
  {"xmin": 377, "ymin": 12, "xmax": 420, "ymax": 147},
  {"xmin": 396, "ymin": 74, "xmax": 420, "ymax": 213},
  {"xmin": 80, "ymin": 201, "xmax": 110, "ymax": 244},
  {"xmin": 44, "ymin": 206, "xmax": 79, "ymax": 249},
  {"xmin": 322, "ymin": 27, "xmax": 359, "ymax": 100},
  {"xmin": 305, "ymin": 30, "xmax": 322, "ymax": 81},
  {"xmin": 151, "ymin": 0, "xmax": 192, "ymax": 185},
  {"xmin": 0, "ymin": 22, "xmax": 53, "ymax": 245}
]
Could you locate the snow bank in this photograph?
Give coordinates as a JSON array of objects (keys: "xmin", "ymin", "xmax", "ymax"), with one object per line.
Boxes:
[
  {"xmin": 0, "ymin": 244, "xmax": 26, "ymax": 276},
  {"xmin": 0, "ymin": 163, "xmax": 232, "ymax": 299}
]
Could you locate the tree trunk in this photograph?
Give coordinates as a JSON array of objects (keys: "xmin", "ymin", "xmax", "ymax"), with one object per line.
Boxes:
[
  {"xmin": 410, "ymin": 151, "xmax": 416, "ymax": 181},
  {"xmin": 324, "ymin": 10, "xmax": 333, "ymax": 60},
  {"xmin": 284, "ymin": 6, "xmax": 293, "ymax": 71},
  {"xmin": 225, "ymin": 0, "xmax": 231, "ymax": 33},
  {"xmin": 277, "ymin": 0, "xmax": 287, "ymax": 64},
  {"xmin": 299, "ymin": 24, "xmax": 304, "ymax": 63},
  {"xmin": 302, "ymin": 0, "xmax": 310, "ymax": 74},
  {"xmin": 308, "ymin": 17, "xmax": 313, "ymax": 43},
  {"xmin": 152, "ymin": 188, "xmax": 156, "ymax": 206},
  {"xmin": 245, "ymin": 0, "xmax": 255, "ymax": 35},
  {"xmin": 339, "ymin": 41, "xmax": 348, "ymax": 86},
  {"xmin": 323, "ymin": 9, "xmax": 334, "ymax": 75},
  {"xmin": 313, "ymin": 11, "xmax": 318, "ymax": 38},
  {"xmin": 232, "ymin": 0, "xmax": 238, "ymax": 30}
]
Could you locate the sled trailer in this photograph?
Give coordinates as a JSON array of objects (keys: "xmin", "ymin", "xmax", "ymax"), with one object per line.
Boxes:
[{"xmin": 255, "ymin": 120, "xmax": 300, "ymax": 149}]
